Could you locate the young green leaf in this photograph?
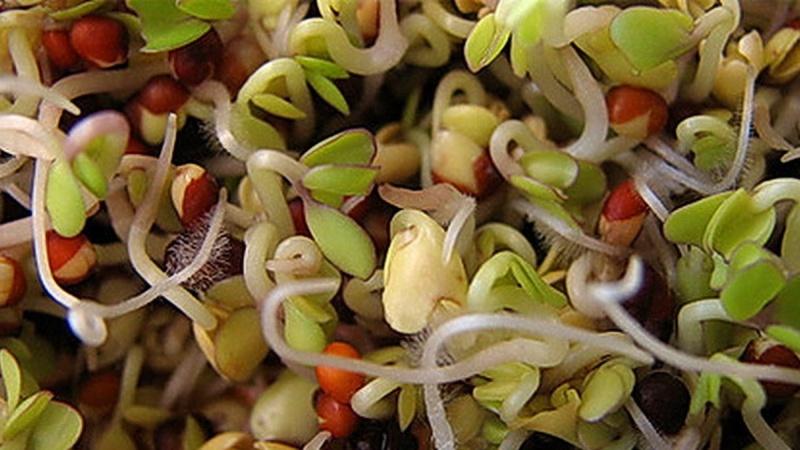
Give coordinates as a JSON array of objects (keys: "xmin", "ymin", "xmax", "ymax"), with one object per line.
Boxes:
[
  {"xmin": 703, "ymin": 190, "xmax": 776, "ymax": 259},
  {"xmin": 610, "ymin": 7, "xmax": 693, "ymax": 71},
  {"xmin": 302, "ymin": 165, "xmax": 378, "ymax": 197},
  {"xmin": 509, "ymin": 175, "xmax": 564, "ymax": 203},
  {"xmin": 663, "ymin": 192, "xmax": 732, "ymax": 247},
  {"xmin": 46, "ymin": 160, "xmax": 86, "ymax": 238},
  {"xmin": 518, "ymin": 150, "xmax": 580, "ymax": 190},
  {"xmin": 689, "ymin": 371, "xmax": 721, "ymax": 415},
  {"xmin": 175, "ymin": 0, "xmax": 236, "ymax": 21},
  {"xmin": 296, "ymin": 56, "xmax": 350, "ymax": 79},
  {"xmin": 782, "ymin": 204, "xmax": 800, "ymax": 272},
  {"xmin": 397, "ymin": 385, "xmax": 417, "ymax": 431},
  {"xmin": 72, "ymin": 152, "xmax": 108, "ymax": 199},
  {"xmin": 128, "ymin": 0, "xmax": 210, "ymax": 52},
  {"xmin": 48, "ymin": 0, "xmax": 108, "ymax": 21},
  {"xmin": 766, "ymin": 325, "xmax": 800, "ymax": 353},
  {"xmin": 304, "ymin": 199, "xmax": 376, "ymax": 279},
  {"xmin": 774, "ymin": 276, "xmax": 800, "ymax": 329},
  {"xmin": 300, "ymin": 129, "xmax": 375, "ymax": 167},
  {"xmin": 720, "ymin": 259, "xmax": 785, "ymax": 321},
  {"xmin": 251, "ymin": 93, "xmax": 308, "ymax": 120},
  {"xmin": 0, "ymin": 349, "xmax": 22, "ymax": 411},
  {"xmin": 468, "ymin": 251, "xmax": 566, "ymax": 311},
  {"xmin": 3, "ymin": 391, "xmax": 54, "ymax": 440},
  {"xmin": 305, "ymin": 70, "xmax": 350, "ymax": 115},
  {"xmin": 464, "ymin": 14, "xmax": 510, "ymax": 72},
  {"xmin": 27, "ymin": 402, "xmax": 83, "ymax": 450},
  {"xmin": 284, "ymin": 298, "xmax": 328, "ymax": 352}
]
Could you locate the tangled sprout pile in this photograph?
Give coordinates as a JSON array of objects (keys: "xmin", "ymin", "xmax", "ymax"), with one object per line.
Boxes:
[{"xmin": 5, "ymin": 0, "xmax": 800, "ymax": 449}]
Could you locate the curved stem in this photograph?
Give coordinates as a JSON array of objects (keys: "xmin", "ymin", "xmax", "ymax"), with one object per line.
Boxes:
[
  {"xmin": 590, "ymin": 257, "xmax": 800, "ymax": 385},
  {"xmin": 562, "ymin": 46, "xmax": 609, "ymax": 161},
  {"xmin": 126, "ymin": 115, "xmax": 216, "ymax": 329},
  {"xmin": 259, "ymin": 280, "xmax": 653, "ymax": 384},
  {"xmin": 192, "ymin": 80, "xmax": 253, "ymax": 161},
  {"xmin": 246, "ymin": 149, "xmax": 308, "ymax": 238},
  {"xmin": 243, "ymin": 221, "xmax": 280, "ymax": 303},
  {"xmin": 432, "ymin": 70, "xmax": 487, "ymax": 132},
  {"xmin": 289, "ymin": 0, "xmax": 409, "ymax": 76},
  {"xmin": 677, "ymin": 298, "xmax": 731, "ymax": 355},
  {"xmin": 421, "ymin": 0, "xmax": 475, "ymax": 39}
]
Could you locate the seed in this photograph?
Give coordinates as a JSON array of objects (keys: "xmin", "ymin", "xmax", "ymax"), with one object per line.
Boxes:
[
  {"xmin": 171, "ymin": 164, "xmax": 219, "ymax": 227},
  {"xmin": 621, "ymin": 262, "xmax": 674, "ymax": 342},
  {"xmin": 356, "ymin": 0, "xmax": 380, "ymax": 44},
  {"xmin": 606, "ymin": 85, "xmax": 668, "ymax": 139},
  {"xmin": 519, "ymin": 432, "xmax": 575, "ymax": 450},
  {"xmin": 316, "ymin": 342, "xmax": 365, "ymax": 404},
  {"xmin": 78, "ymin": 370, "xmax": 120, "ymax": 416},
  {"xmin": 164, "ymin": 215, "xmax": 245, "ymax": 293},
  {"xmin": 598, "ymin": 179, "xmax": 648, "ymax": 247},
  {"xmin": 289, "ymin": 198, "xmax": 311, "ymax": 237},
  {"xmin": 154, "ymin": 415, "xmax": 211, "ymax": 450},
  {"xmin": 46, "ymin": 230, "xmax": 97, "ymax": 286},
  {"xmin": 316, "ymin": 393, "xmax": 359, "ymax": 438},
  {"xmin": 345, "ymin": 420, "xmax": 419, "ymax": 450},
  {"xmin": 124, "ymin": 135, "xmax": 150, "ymax": 155},
  {"xmin": 0, "ymin": 255, "xmax": 26, "ymax": 308},
  {"xmin": 69, "ymin": 15, "xmax": 128, "ymax": 69},
  {"xmin": 125, "ymin": 75, "xmax": 190, "ymax": 145},
  {"xmin": 742, "ymin": 338, "xmax": 800, "ymax": 398},
  {"xmin": 217, "ymin": 36, "xmax": 266, "ymax": 94},
  {"xmin": 431, "ymin": 130, "xmax": 501, "ymax": 198},
  {"xmin": 168, "ymin": 29, "xmax": 224, "ymax": 86},
  {"xmin": 632, "ymin": 371, "xmax": 690, "ymax": 435},
  {"xmin": 42, "ymin": 29, "xmax": 81, "ymax": 71}
]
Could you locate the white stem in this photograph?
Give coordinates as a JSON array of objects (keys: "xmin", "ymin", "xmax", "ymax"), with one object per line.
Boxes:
[
  {"xmin": 126, "ymin": 115, "xmax": 216, "ymax": 329},
  {"xmin": 590, "ymin": 257, "xmax": 800, "ymax": 385}
]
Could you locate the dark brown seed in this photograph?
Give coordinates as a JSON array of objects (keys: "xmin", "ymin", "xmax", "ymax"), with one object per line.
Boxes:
[
  {"xmin": 519, "ymin": 432, "xmax": 575, "ymax": 450},
  {"xmin": 622, "ymin": 262, "xmax": 674, "ymax": 342},
  {"xmin": 164, "ymin": 211, "xmax": 245, "ymax": 292},
  {"xmin": 168, "ymin": 29, "xmax": 224, "ymax": 86},
  {"xmin": 633, "ymin": 371, "xmax": 690, "ymax": 435},
  {"xmin": 742, "ymin": 338, "xmax": 800, "ymax": 398}
]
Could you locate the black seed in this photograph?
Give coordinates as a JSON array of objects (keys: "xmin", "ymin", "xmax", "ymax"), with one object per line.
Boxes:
[
  {"xmin": 342, "ymin": 420, "xmax": 419, "ymax": 450},
  {"xmin": 154, "ymin": 417, "xmax": 185, "ymax": 450},
  {"xmin": 519, "ymin": 432, "xmax": 575, "ymax": 450},
  {"xmin": 633, "ymin": 371, "xmax": 690, "ymax": 435},
  {"xmin": 622, "ymin": 263, "xmax": 674, "ymax": 342}
]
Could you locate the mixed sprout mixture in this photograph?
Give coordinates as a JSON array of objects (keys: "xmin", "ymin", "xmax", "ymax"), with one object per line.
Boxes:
[{"xmin": 5, "ymin": 0, "xmax": 800, "ymax": 449}]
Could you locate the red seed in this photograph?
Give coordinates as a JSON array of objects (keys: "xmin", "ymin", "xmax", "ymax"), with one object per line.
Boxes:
[
  {"xmin": 743, "ymin": 339, "xmax": 800, "ymax": 398},
  {"xmin": 168, "ymin": 29, "xmax": 224, "ymax": 86},
  {"xmin": 69, "ymin": 15, "xmax": 128, "ymax": 69},
  {"xmin": 0, "ymin": 255, "xmax": 26, "ymax": 308},
  {"xmin": 42, "ymin": 29, "xmax": 81, "ymax": 71},
  {"xmin": 316, "ymin": 342, "xmax": 365, "ymax": 404},
  {"xmin": 599, "ymin": 180, "xmax": 649, "ymax": 247},
  {"xmin": 602, "ymin": 180, "xmax": 648, "ymax": 221},
  {"xmin": 78, "ymin": 370, "xmax": 120, "ymax": 415},
  {"xmin": 606, "ymin": 85, "xmax": 668, "ymax": 139},
  {"xmin": 123, "ymin": 135, "xmax": 150, "ymax": 155},
  {"xmin": 46, "ymin": 230, "xmax": 97, "ymax": 285},
  {"xmin": 217, "ymin": 36, "xmax": 266, "ymax": 94},
  {"xmin": 171, "ymin": 164, "xmax": 219, "ymax": 227},
  {"xmin": 431, "ymin": 152, "xmax": 502, "ymax": 198},
  {"xmin": 316, "ymin": 393, "xmax": 359, "ymax": 438},
  {"xmin": 288, "ymin": 198, "xmax": 311, "ymax": 237},
  {"xmin": 134, "ymin": 75, "xmax": 190, "ymax": 114}
]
